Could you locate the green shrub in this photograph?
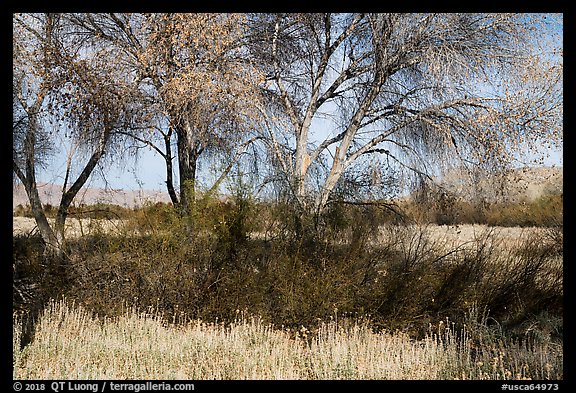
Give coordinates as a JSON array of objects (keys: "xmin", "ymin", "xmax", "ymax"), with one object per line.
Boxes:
[
  {"xmin": 123, "ymin": 201, "xmax": 180, "ymax": 234},
  {"xmin": 485, "ymin": 193, "xmax": 563, "ymax": 227}
]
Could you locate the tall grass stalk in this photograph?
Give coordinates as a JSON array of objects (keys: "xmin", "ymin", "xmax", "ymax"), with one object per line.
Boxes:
[{"xmin": 13, "ymin": 300, "xmax": 562, "ymax": 380}]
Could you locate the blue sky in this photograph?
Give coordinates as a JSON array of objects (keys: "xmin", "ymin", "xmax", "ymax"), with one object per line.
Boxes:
[
  {"xmin": 34, "ymin": 13, "xmax": 563, "ymax": 193},
  {"xmin": 35, "ymin": 127, "xmax": 563, "ymax": 193}
]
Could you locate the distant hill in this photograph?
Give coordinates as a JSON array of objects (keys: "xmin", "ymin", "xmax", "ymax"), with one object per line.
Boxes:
[
  {"xmin": 13, "ymin": 182, "xmax": 172, "ymax": 211},
  {"xmin": 13, "ymin": 166, "xmax": 562, "ymax": 211},
  {"xmin": 432, "ymin": 166, "xmax": 563, "ymax": 203}
]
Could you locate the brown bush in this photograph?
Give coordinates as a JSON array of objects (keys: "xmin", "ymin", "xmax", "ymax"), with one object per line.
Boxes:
[{"xmin": 14, "ymin": 197, "xmax": 562, "ymax": 350}]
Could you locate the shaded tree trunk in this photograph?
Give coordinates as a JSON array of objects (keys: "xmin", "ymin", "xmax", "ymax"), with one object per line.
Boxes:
[
  {"xmin": 163, "ymin": 128, "xmax": 179, "ymax": 206},
  {"xmin": 21, "ymin": 176, "xmax": 59, "ymax": 254},
  {"xmin": 176, "ymin": 123, "xmax": 200, "ymax": 216},
  {"xmin": 15, "ymin": 105, "xmax": 60, "ymax": 256}
]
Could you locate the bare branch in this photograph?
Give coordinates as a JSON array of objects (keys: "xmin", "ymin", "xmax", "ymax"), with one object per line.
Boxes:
[{"xmin": 207, "ymin": 136, "xmax": 263, "ymax": 195}]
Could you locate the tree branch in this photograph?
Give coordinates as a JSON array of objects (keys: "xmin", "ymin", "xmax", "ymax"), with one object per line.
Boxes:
[
  {"xmin": 272, "ymin": 17, "xmax": 302, "ymax": 131},
  {"xmin": 346, "ymin": 98, "xmax": 490, "ymax": 166},
  {"xmin": 207, "ymin": 136, "xmax": 263, "ymax": 195},
  {"xmin": 115, "ymin": 130, "xmax": 169, "ymax": 159},
  {"xmin": 361, "ymin": 147, "xmax": 434, "ymax": 182}
]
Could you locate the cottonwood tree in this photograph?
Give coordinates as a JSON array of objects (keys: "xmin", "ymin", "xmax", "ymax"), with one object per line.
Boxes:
[
  {"xmin": 13, "ymin": 13, "xmax": 143, "ymax": 350},
  {"xmin": 13, "ymin": 13, "xmax": 62, "ymax": 254},
  {"xmin": 13, "ymin": 13, "xmax": 142, "ymax": 255},
  {"xmin": 143, "ymin": 13, "xmax": 265, "ymax": 212},
  {"xmin": 66, "ymin": 13, "xmax": 266, "ymax": 215},
  {"xmin": 247, "ymin": 13, "xmax": 562, "ymax": 215}
]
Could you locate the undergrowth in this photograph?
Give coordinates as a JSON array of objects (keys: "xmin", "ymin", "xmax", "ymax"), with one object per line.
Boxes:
[{"xmin": 13, "ymin": 194, "xmax": 563, "ymax": 379}]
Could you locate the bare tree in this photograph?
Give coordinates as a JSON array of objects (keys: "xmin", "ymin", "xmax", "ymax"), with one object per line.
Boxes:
[
  {"xmin": 13, "ymin": 13, "xmax": 142, "ymax": 253},
  {"xmin": 66, "ymin": 13, "xmax": 266, "ymax": 215},
  {"xmin": 13, "ymin": 12, "xmax": 145, "ymax": 350},
  {"xmin": 247, "ymin": 13, "xmax": 562, "ymax": 214}
]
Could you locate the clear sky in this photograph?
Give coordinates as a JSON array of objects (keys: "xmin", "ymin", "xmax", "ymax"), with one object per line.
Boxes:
[{"xmin": 37, "ymin": 143, "xmax": 169, "ymax": 191}]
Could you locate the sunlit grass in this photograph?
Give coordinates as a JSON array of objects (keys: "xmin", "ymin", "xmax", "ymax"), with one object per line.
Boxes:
[{"xmin": 13, "ymin": 300, "xmax": 562, "ymax": 380}]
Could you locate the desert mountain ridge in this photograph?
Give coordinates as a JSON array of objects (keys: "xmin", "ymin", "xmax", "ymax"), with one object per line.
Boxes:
[
  {"xmin": 432, "ymin": 165, "xmax": 563, "ymax": 203},
  {"xmin": 13, "ymin": 182, "xmax": 172, "ymax": 211},
  {"xmin": 13, "ymin": 166, "xmax": 562, "ymax": 211}
]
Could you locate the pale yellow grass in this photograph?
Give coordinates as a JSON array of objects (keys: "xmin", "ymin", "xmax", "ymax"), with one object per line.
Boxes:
[
  {"xmin": 13, "ymin": 217, "xmax": 128, "ymax": 238},
  {"xmin": 13, "ymin": 216, "xmax": 548, "ymax": 253},
  {"xmin": 418, "ymin": 224, "xmax": 549, "ymax": 251},
  {"xmin": 13, "ymin": 301, "xmax": 561, "ymax": 380}
]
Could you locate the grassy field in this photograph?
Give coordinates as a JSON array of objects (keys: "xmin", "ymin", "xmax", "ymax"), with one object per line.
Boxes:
[
  {"xmin": 13, "ymin": 300, "xmax": 561, "ymax": 380},
  {"xmin": 13, "ymin": 216, "xmax": 127, "ymax": 238},
  {"xmin": 12, "ymin": 216, "xmax": 550, "ymax": 244}
]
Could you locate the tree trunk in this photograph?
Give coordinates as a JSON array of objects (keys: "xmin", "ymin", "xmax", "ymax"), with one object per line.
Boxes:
[
  {"xmin": 315, "ymin": 146, "xmax": 345, "ymax": 214},
  {"xmin": 54, "ymin": 124, "xmax": 112, "ymax": 244},
  {"xmin": 164, "ymin": 131, "xmax": 179, "ymax": 206},
  {"xmin": 293, "ymin": 136, "xmax": 312, "ymax": 209},
  {"xmin": 23, "ymin": 178, "xmax": 60, "ymax": 254},
  {"xmin": 313, "ymin": 74, "xmax": 384, "ymax": 213},
  {"xmin": 176, "ymin": 123, "xmax": 199, "ymax": 216}
]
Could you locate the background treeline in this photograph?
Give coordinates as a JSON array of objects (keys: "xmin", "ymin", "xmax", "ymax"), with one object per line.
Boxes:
[{"xmin": 14, "ymin": 186, "xmax": 563, "ymax": 228}]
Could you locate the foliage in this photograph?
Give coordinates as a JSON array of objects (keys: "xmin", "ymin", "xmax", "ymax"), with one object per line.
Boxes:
[
  {"xmin": 13, "ymin": 13, "xmax": 562, "ymax": 263},
  {"xmin": 250, "ymin": 13, "xmax": 562, "ymax": 212},
  {"xmin": 396, "ymin": 188, "xmax": 563, "ymax": 227},
  {"xmin": 485, "ymin": 193, "xmax": 563, "ymax": 227}
]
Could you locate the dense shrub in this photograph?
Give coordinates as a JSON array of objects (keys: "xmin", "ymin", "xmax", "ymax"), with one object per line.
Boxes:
[
  {"xmin": 485, "ymin": 193, "xmax": 563, "ymax": 227},
  {"xmin": 395, "ymin": 190, "xmax": 563, "ymax": 227},
  {"xmin": 14, "ymin": 194, "xmax": 562, "ymax": 350},
  {"xmin": 13, "ymin": 204, "xmax": 34, "ymax": 218}
]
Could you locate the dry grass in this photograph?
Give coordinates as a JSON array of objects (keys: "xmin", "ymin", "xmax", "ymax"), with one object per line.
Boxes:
[
  {"xmin": 13, "ymin": 300, "xmax": 562, "ymax": 380},
  {"xmin": 12, "ymin": 217, "xmax": 127, "ymax": 238},
  {"xmin": 13, "ymin": 215, "xmax": 546, "ymax": 244}
]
